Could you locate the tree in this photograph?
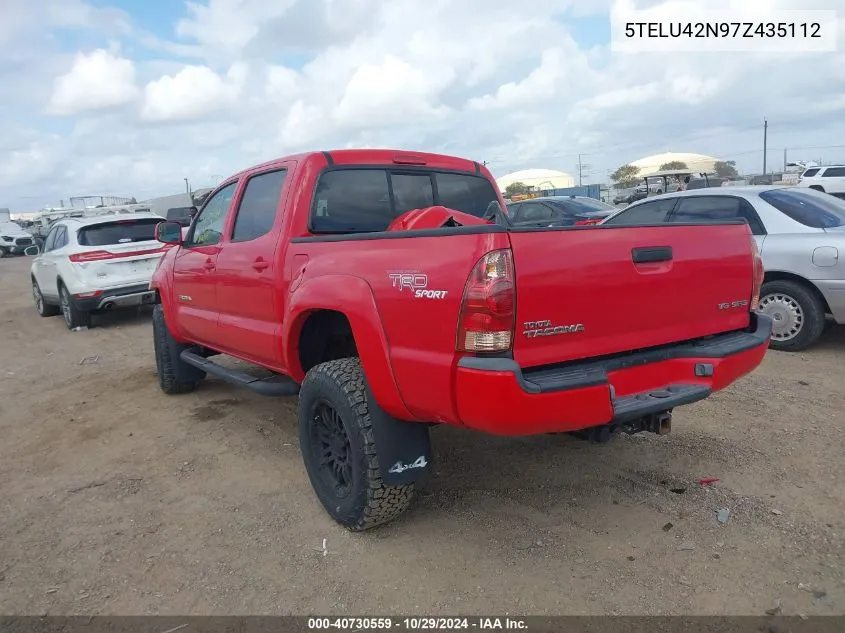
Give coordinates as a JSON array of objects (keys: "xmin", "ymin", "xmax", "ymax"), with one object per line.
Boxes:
[
  {"xmin": 610, "ymin": 164, "xmax": 640, "ymax": 189},
  {"xmin": 504, "ymin": 181, "xmax": 531, "ymax": 197},
  {"xmin": 658, "ymin": 160, "xmax": 689, "ymax": 170},
  {"xmin": 713, "ymin": 160, "xmax": 739, "ymax": 179}
]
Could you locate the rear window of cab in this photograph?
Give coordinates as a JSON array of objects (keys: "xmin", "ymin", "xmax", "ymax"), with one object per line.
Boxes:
[{"xmin": 311, "ymin": 169, "xmax": 500, "ymax": 233}]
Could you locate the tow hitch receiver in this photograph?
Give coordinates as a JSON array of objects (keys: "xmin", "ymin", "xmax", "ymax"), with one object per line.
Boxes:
[
  {"xmin": 569, "ymin": 411, "xmax": 673, "ymax": 444},
  {"xmin": 633, "ymin": 411, "xmax": 672, "ymax": 436}
]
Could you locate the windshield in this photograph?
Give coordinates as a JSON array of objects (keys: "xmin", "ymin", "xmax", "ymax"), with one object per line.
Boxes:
[
  {"xmin": 77, "ymin": 218, "xmax": 163, "ymax": 246},
  {"xmin": 759, "ymin": 188, "xmax": 845, "ymax": 229}
]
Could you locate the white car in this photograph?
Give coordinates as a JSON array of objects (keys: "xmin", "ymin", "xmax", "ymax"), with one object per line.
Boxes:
[
  {"xmin": 29, "ymin": 213, "xmax": 167, "ymax": 329},
  {"xmin": 0, "ymin": 221, "xmax": 36, "ymax": 257},
  {"xmin": 796, "ymin": 165, "xmax": 845, "ymax": 198}
]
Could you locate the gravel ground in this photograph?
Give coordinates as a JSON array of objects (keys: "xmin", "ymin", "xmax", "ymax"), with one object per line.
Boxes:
[{"xmin": 1, "ymin": 255, "xmax": 843, "ymax": 616}]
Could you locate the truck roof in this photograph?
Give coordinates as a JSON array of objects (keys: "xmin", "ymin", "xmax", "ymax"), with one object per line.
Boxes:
[{"xmin": 228, "ymin": 149, "xmax": 484, "ymax": 181}]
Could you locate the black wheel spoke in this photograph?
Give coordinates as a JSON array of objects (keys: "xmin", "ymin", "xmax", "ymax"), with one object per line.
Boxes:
[{"xmin": 310, "ymin": 398, "xmax": 353, "ymax": 497}]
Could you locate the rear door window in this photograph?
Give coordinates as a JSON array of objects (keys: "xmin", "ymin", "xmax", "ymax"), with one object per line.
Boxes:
[
  {"xmin": 601, "ymin": 199, "xmax": 676, "ymax": 226},
  {"xmin": 231, "ymin": 169, "xmax": 288, "ymax": 241},
  {"xmin": 821, "ymin": 167, "xmax": 845, "ymax": 177},
  {"xmin": 669, "ymin": 196, "xmax": 766, "ymax": 234},
  {"xmin": 802, "ymin": 168, "xmax": 820, "ymax": 178},
  {"xmin": 77, "ymin": 218, "xmax": 163, "ymax": 246}
]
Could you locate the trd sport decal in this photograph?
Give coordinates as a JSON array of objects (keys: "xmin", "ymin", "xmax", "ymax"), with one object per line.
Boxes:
[{"xmin": 388, "ymin": 272, "xmax": 448, "ymax": 299}]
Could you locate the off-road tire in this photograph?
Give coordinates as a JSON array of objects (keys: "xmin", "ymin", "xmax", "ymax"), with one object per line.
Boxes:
[
  {"xmin": 59, "ymin": 283, "xmax": 91, "ymax": 329},
  {"xmin": 152, "ymin": 304, "xmax": 204, "ymax": 394},
  {"xmin": 32, "ymin": 278, "xmax": 60, "ymax": 317},
  {"xmin": 298, "ymin": 358, "xmax": 416, "ymax": 531},
  {"xmin": 760, "ymin": 279, "xmax": 826, "ymax": 352}
]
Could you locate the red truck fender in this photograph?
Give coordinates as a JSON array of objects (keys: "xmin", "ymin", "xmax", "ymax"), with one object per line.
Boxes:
[
  {"xmin": 284, "ymin": 275, "xmax": 432, "ymax": 486},
  {"xmin": 283, "ymin": 274, "xmax": 414, "ymax": 421},
  {"xmin": 149, "ymin": 254, "xmax": 189, "ymax": 342}
]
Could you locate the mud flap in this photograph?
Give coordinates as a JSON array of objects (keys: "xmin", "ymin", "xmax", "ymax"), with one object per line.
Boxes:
[{"xmin": 365, "ymin": 384, "xmax": 431, "ymax": 486}]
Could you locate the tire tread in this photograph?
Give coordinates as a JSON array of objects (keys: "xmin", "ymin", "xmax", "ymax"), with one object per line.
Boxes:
[
  {"xmin": 153, "ymin": 304, "xmax": 199, "ymax": 394},
  {"xmin": 301, "ymin": 358, "xmax": 415, "ymax": 531}
]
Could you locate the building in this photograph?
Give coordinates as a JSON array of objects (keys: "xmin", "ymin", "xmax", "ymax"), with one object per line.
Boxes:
[
  {"xmin": 630, "ymin": 152, "xmax": 719, "ymax": 176},
  {"xmin": 495, "ymin": 168, "xmax": 576, "ymax": 193}
]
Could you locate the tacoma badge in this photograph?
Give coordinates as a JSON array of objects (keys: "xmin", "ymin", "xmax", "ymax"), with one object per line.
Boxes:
[{"xmin": 523, "ymin": 320, "xmax": 585, "ymax": 338}]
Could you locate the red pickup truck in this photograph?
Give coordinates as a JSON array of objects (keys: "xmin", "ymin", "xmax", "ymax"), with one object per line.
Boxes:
[{"xmin": 150, "ymin": 149, "xmax": 772, "ymax": 530}]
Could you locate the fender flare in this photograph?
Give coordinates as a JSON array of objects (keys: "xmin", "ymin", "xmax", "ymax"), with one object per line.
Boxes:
[
  {"xmin": 284, "ymin": 276, "xmax": 430, "ymax": 484},
  {"xmin": 283, "ymin": 274, "xmax": 413, "ymax": 421},
  {"xmin": 149, "ymin": 260, "xmax": 188, "ymax": 343}
]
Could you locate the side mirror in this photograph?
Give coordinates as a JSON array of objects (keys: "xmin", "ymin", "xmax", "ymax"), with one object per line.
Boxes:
[
  {"xmin": 155, "ymin": 221, "xmax": 183, "ymax": 245},
  {"xmin": 24, "ymin": 245, "xmax": 41, "ymax": 256}
]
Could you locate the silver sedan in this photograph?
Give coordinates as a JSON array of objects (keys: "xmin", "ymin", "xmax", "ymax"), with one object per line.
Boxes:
[{"xmin": 601, "ymin": 186, "xmax": 845, "ymax": 351}]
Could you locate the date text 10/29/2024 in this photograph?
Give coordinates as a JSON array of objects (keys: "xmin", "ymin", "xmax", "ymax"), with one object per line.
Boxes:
[{"xmin": 308, "ymin": 617, "xmax": 528, "ymax": 630}]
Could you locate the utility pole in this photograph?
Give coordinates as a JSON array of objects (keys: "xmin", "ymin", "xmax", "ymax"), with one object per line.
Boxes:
[
  {"xmin": 578, "ymin": 154, "xmax": 583, "ymax": 186},
  {"xmin": 762, "ymin": 118, "xmax": 768, "ymax": 175},
  {"xmin": 184, "ymin": 178, "xmax": 191, "ymax": 195},
  {"xmin": 783, "ymin": 148, "xmax": 787, "ymax": 172}
]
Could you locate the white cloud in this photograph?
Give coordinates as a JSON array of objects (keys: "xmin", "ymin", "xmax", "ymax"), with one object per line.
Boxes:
[
  {"xmin": 3, "ymin": 0, "xmax": 845, "ymax": 211},
  {"xmin": 140, "ymin": 63, "xmax": 248, "ymax": 122},
  {"xmin": 46, "ymin": 49, "xmax": 139, "ymax": 115},
  {"xmin": 332, "ymin": 56, "xmax": 454, "ymax": 128}
]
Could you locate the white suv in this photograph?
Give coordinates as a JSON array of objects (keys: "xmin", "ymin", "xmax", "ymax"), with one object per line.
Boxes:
[
  {"xmin": 797, "ymin": 165, "xmax": 845, "ymax": 197},
  {"xmin": 30, "ymin": 213, "xmax": 167, "ymax": 329}
]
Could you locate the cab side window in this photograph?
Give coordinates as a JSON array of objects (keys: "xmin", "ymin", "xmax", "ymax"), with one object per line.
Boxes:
[{"xmin": 187, "ymin": 182, "xmax": 238, "ymax": 246}]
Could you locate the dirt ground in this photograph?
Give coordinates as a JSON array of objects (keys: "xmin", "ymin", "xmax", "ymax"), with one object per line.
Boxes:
[{"xmin": 1, "ymin": 254, "xmax": 843, "ymax": 616}]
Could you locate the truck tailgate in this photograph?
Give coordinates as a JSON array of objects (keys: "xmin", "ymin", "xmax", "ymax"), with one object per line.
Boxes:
[{"xmin": 508, "ymin": 224, "xmax": 754, "ymax": 368}]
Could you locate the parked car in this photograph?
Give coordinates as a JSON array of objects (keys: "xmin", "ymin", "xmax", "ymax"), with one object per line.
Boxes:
[
  {"xmin": 507, "ymin": 195, "xmax": 617, "ymax": 226},
  {"xmin": 601, "ymin": 186, "xmax": 845, "ymax": 351},
  {"xmin": 0, "ymin": 221, "xmax": 35, "ymax": 257},
  {"xmin": 149, "ymin": 148, "xmax": 769, "ymax": 531},
  {"xmin": 29, "ymin": 213, "xmax": 167, "ymax": 329},
  {"xmin": 796, "ymin": 165, "xmax": 845, "ymax": 198},
  {"xmin": 613, "ymin": 188, "xmax": 646, "ymax": 205},
  {"xmin": 166, "ymin": 206, "xmax": 197, "ymax": 227}
]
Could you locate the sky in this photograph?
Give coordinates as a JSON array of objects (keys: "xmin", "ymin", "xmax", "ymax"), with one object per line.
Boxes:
[{"xmin": 1, "ymin": 0, "xmax": 844, "ymax": 211}]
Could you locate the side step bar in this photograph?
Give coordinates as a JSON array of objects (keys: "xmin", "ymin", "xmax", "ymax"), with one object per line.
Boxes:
[{"xmin": 180, "ymin": 350, "xmax": 300, "ymax": 397}]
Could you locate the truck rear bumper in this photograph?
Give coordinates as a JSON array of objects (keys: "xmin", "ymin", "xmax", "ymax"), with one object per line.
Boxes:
[{"xmin": 454, "ymin": 312, "xmax": 773, "ymax": 436}]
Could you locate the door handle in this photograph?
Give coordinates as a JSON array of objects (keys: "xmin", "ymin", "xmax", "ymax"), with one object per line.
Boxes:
[
  {"xmin": 632, "ymin": 246, "xmax": 673, "ymax": 264},
  {"xmin": 203, "ymin": 258, "xmax": 215, "ymax": 271},
  {"xmin": 252, "ymin": 258, "xmax": 269, "ymax": 272}
]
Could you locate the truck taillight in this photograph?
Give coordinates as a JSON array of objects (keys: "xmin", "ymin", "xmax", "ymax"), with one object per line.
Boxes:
[
  {"xmin": 750, "ymin": 238, "xmax": 764, "ymax": 310},
  {"xmin": 457, "ymin": 249, "xmax": 515, "ymax": 353}
]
